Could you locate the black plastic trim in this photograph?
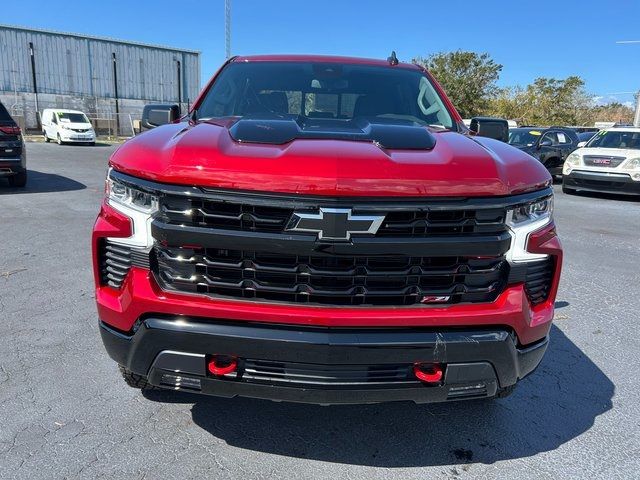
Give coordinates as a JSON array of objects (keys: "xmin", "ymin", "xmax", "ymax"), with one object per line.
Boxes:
[
  {"xmin": 99, "ymin": 317, "xmax": 548, "ymax": 404},
  {"xmin": 151, "ymin": 221, "xmax": 512, "ymax": 257}
]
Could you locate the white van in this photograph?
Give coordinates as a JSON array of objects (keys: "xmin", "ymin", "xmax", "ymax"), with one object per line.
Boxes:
[{"xmin": 42, "ymin": 109, "xmax": 96, "ymax": 145}]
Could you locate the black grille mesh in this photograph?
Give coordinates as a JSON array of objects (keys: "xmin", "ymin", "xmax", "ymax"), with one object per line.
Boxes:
[
  {"xmin": 159, "ymin": 194, "xmax": 507, "ymax": 237},
  {"xmin": 154, "ymin": 246, "xmax": 509, "ymax": 306},
  {"xmin": 99, "ymin": 240, "xmax": 150, "ymax": 289}
]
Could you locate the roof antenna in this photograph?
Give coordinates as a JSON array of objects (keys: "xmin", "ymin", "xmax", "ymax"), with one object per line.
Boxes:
[{"xmin": 387, "ymin": 51, "xmax": 399, "ymax": 66}]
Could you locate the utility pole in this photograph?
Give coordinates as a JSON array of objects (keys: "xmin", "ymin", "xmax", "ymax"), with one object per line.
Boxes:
[
  {"xmin": 225, "ymin": 0, "xmax": 231, "ymax": 59},
  {"xmin": 615, "ymin": 40, "xmax": 640, "ymax": 126}
]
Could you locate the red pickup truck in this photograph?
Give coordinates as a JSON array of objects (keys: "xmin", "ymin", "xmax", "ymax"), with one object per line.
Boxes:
[{"xmin": 92, "ymin": 55, "xmax": 562, "ymax": 404}]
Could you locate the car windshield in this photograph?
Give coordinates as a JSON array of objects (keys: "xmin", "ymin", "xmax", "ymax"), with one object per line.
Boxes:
[
  {"xmin": 586, "ymin": 130, "xmax": 640, "ymax": 150},
  {"xmin": 58, "ymin": 112, "xmax": 89, "ymax": 123},
  {"xmin": 578, "ymin": 131, "xmax": 597, "ymax": 142},
  {"xmin": 508, "ymin": 129, "xmax": 543, "ymax": 146},
  {"xmin": 196, "ymin": 62, "xmax": 455, "ymax": 129}
]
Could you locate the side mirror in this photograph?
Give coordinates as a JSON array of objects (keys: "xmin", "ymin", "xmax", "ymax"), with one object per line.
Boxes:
[
  {"xmin": 538, "ymin": 138, "xmax": 553, "ymax": 148},
  {"xmin": 577, "ymin": 141, "xmax": 587, "ymax": 148},
  {"xmin": 141, "ymin": 104, "xmax": 180, "ymax": 130},
  {"xmin": 469, "ymin": 117, "xmax": 509, "ymax": 142}
]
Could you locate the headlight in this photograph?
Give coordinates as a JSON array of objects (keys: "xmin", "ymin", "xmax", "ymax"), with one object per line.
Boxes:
[
  {"xmin": 625, "ymin": 158, "xmax": 640, "ymax": 170},
  {"xmin": 507, "ymin": 197, "xmax": 553, "ymax": 226},
  {"xmin": 107, "ymin": 173, "xmax": 158, "ymax": 214},
  {"xmin": 61, "ymin": 124, "xmax": 72, "ymax": 130},
  {"xmin": 105, "ymin": 169, "xmax": 158, "ymax": 248},
  {"xmin": 563, "ymin": 153, "xmax": 581, "ymax": 175},
  {"xmin": 506, "ymin": 196, "xmax": 553, "ymax": 263}
]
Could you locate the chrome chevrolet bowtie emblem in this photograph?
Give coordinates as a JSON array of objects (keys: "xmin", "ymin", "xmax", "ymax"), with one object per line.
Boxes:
[{"xmin": 286, "ymin": 208, "xmax": 385, "ymax": 241}]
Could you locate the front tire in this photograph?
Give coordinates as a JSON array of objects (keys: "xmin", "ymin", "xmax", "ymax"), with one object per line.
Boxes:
[
  {"xmin": 8, "ymin": 171, "xmax": 27, "ymax": 188},
  {"xmin": 118, "ymin": 365, "xmax": 157, "ymax": 391},
  {"xmin": 494, "ymin": 384, "xmax": 517, "ymax": 399},
  {"xmin": 562, "ymin": 184, "xmax": 576, "ymax": 195},
  {"xmin": 57, "ymin": 134, "xmax": 63, "ymax": 145},
  {"xmin": 43, "ymin": 131, "xmax": 50, "ymax": 142}
]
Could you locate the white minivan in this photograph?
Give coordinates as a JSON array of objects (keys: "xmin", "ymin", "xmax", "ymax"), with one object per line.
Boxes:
[{"xmin": 42, "ymin": 109, "xmax": 96, "ymax": 145}]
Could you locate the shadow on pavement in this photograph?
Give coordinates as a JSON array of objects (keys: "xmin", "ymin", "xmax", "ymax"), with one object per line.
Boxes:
[
  {"xmin": 0, "ymin": 170, "xmax": 86, "ymax": 194},
  {"xmin": 143, "ymin": 325, "xmax": 613, "ymax": 467}
]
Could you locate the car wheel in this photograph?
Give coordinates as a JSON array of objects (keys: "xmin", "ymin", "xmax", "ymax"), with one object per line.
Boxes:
[
  {"xmin": 562, "ymin": 184, "xmax": 576, "ymax": 195},
  {"xmin": 493, "ymin": 384, "xmax": 516, "ymax": 399},
  {"xmin": 43, "ymin": 131, "xmax": 50, "ymax": 142},
  {"xmin": 8, "ymin": 171, "xmax": 27, "ymax": 188},
  {"xmin": 118, "ymin": 365, "xmax": 158, "ymax": 391},
  {"xmin": 57, "ymin": 134, "xmax": 63, "ymax": 145}
]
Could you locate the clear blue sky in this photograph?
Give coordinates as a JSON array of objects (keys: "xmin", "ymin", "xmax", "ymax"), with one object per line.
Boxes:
[{"xmin": 4, "ymin": 0, "xmax": 639, "ymax": 106}]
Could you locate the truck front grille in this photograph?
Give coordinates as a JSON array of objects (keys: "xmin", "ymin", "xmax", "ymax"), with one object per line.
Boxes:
[
  {"xmin": 159, "ymin": 194, "xmax": 507, "ymax": 237},
  {"xmin": 582, "ymin": 155, "xmax": 626, "ymax": 168},
  {"xmin": 154, "ymin": 246, "xmax": 508, "ymax": 306}
]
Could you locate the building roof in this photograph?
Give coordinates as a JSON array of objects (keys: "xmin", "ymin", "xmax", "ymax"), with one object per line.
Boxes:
[{"xmin": 0, "ymin": 23, "xmax": 200, "ymax": 55}]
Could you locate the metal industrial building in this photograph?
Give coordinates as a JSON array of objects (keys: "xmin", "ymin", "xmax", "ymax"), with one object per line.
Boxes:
[{"xmin": 0, "ymin": 24, "xmax": 201, "ymax": 134}]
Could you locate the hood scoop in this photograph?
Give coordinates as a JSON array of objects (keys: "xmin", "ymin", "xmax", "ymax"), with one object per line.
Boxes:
[{"xmin": 227, "ymin": 115, "xmax": 437, "ymax": 150}]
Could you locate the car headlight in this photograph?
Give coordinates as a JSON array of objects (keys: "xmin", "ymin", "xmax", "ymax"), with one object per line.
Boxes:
[
  {"xmin": 506, "ymin": 196, "xmax": 553, "ymax": 262},
  {"xmin": 563, "ymin": 153, "xmax": 581, "ymax": 175},
  {"xmin": 107, "ymin": 174, "xmax": 158, "ymax": 213},
  {"xmin": 105, "ymin": 169, "xmax": 158, "ymax": 247},
  {"xmin": 60, "ymin": 124, "xmax": 72, "ymax": 130},
  {"xmin": 625, "ymin": 158, "xmax": 640, "ymax": 170}
]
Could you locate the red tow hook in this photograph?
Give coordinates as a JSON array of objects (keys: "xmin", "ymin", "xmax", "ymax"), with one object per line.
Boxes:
[
  {"xmin": 413, "ymin": 362, "xmax": 444, "ymax": 384},
  {"xmin": 207, "ymin": 355, "xmax": 238, "ymax": 376}
]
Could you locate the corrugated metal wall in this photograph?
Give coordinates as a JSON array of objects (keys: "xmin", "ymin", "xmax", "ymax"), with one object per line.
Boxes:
[{"xmin": 0, "ymin": 25, "xmax": 200, "ymax": 103}]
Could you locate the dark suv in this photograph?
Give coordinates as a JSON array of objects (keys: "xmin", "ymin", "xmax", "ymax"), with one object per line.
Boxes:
[
  {"xmin": 508, "ymin": 127, "xmax": 579, "ymax": 177},
  {"xmin": 0, "ymin": 102, "xmax": 27, "ymax": 188}
]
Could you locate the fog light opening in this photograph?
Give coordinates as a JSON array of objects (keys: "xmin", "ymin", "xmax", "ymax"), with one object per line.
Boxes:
[
  {"xmin": 207, "ymin": 355, "xmax": 238, "ymax": 376},
  {"xmin": 413, "ymin": 362, "xmax": 444, "ymax": 384}
]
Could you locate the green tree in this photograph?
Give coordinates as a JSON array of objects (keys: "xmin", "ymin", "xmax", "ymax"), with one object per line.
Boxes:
[
  {"xmin": 521, "ymin": 76, "xmax": 591, "ymax": 125},
  {"xmin": 413, "ymin": 51, "xmax": 502, "ymax": 118}
]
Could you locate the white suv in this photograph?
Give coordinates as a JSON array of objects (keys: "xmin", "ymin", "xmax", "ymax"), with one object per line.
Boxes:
[{"xmin": 562, "ymin": 127, "xmax": 640, "ymax": 197}]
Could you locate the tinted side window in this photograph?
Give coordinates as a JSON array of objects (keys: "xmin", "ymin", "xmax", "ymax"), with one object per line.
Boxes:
[
  {"xmin": 0, "ymin": 103, "xmax": 13, "ymax": 123},
  {"xmin": 554, "ymin": 132, "xmax": 572, "ymax": 145},
  {"xmin": 541, "ymin": 132, "xmax": 559, "ymax": 145}
]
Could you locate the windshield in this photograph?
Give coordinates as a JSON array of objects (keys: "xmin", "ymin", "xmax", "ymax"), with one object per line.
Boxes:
[
  {"xmin": 586, "ymin": 130, "xmax": 640, "ymax": 150},
  {"xmin": 508, "ymin": 129, "xmax": 542, "ymax": 146},
  {"xmin": 196, "ymin": 62, "xmax": 454, "ymax": 129},
  {"xmin": 57, "ymin": 112, "xmax": 89, "ymax": 123}
]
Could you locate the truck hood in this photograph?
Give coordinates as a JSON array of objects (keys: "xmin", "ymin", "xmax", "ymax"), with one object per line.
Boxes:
[{"xmin": 110, "ymin": 121, "xmax": 551, "ymax": 197}]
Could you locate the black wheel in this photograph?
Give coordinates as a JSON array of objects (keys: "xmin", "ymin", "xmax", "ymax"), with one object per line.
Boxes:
[
  {"xmin": 118, "ymin": 365, "xmax": 158, "ymax": 390},
  {"xmin": 43, "ymin": 130, "xmax": 50, "ymax": 142},
  {"xmin": 8, "ymin": 171, "xmax": 27, "ymax": 188},
  {"xmin": 562, "ymin": 184, "xmax": 576, "ymax": 195},
  {"xmin": 494, "ymin": 384, "xmax": 517, "ymax": 399},
  {"xmin": 57, "ymin": 134, "xmax": 63, "ymax": 145}
]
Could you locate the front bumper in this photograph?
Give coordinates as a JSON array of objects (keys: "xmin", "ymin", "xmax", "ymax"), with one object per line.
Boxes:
[
  {"xmin": 61, "ymin": 131, "xmax": 95, "ymax": 142},
  {"xmin": 564, "ymin": 170, "xmax": 640, "ymax": 196},
  {"xmin": 101, "ymin": 317, "xmax": 548, "ymax": 404}
]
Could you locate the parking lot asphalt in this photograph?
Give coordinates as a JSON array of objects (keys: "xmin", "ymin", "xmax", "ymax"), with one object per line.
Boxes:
[{"xmin": 0, "ymin": 142, "xmax": 639, "ymax": 480}]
